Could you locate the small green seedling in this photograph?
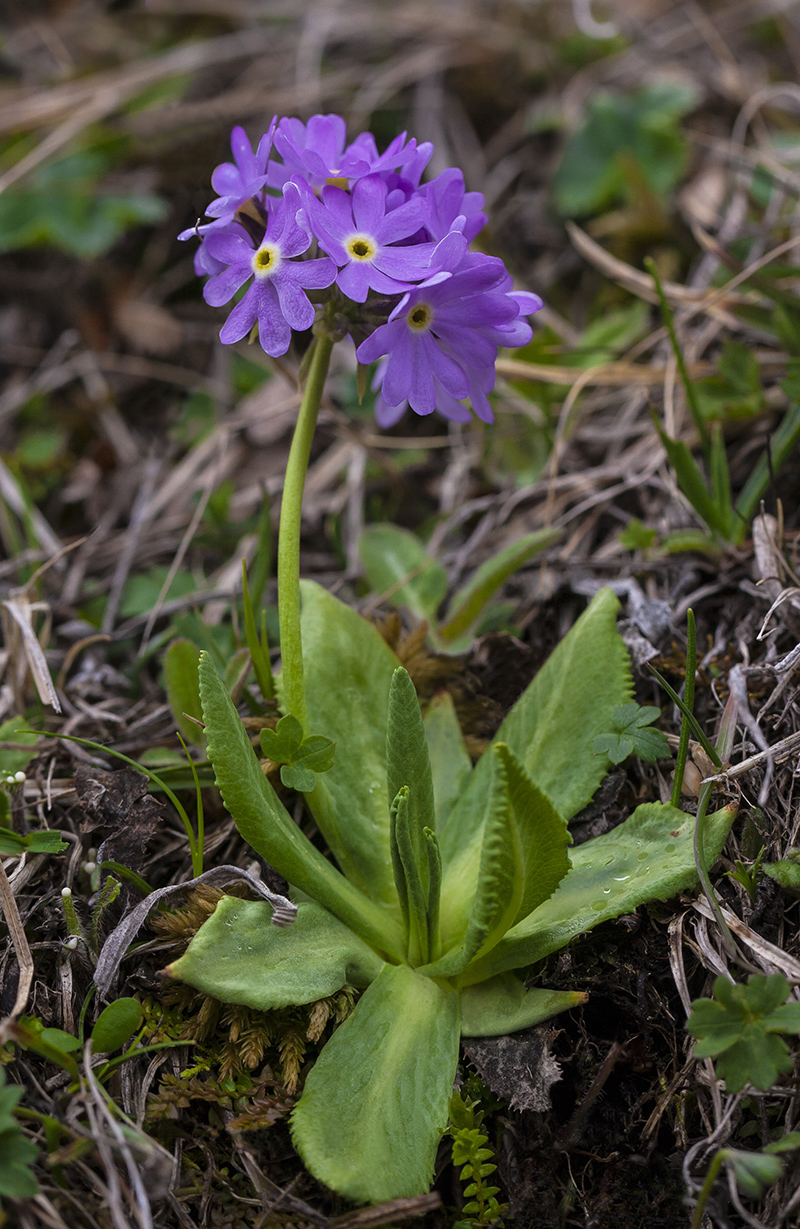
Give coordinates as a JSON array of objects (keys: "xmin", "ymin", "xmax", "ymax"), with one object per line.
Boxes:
[
  {"xmin": 690, "ymin": 1133, "xmax": 800, "ymax": 1229},
  {"xmin": 260, "ymin": 714, "xmax": 336, "ymax": 792},
  {"xmin": 358, "ymin": 523, "xmax": 560, "ymax": 650},
  {"xmin": 594, "ymin": 702, "xmax": 669, "ymax": 764},
  {"xmin": 687, "ymin": 973, "xmax": 800, "ymax": 1093},
  {"xmin": 168, "ymin": 582, "xmax": 736, "ymax": 1204}
]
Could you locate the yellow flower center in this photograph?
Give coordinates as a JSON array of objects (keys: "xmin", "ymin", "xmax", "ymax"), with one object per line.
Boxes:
[
  {"xmin": 252, "ymin": 243, "xmax": 281, "ymax": 278},
  {"xmin": 407, "ymin": 303, "xmax": 432, "ymax": 332},
  {"xmin": 326, "ymin": 176, "xmax": 348, "ymax": 189},
  {"xmin": 345, "ymin": 234, "xmax": 377, "ymax": 262}
]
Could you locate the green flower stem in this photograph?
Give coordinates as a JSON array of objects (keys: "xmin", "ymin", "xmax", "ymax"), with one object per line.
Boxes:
[
  {"xmin": 278, "ymin": 333, "xmax": 334, "ymax": 733},
  {"xmin": 691, "ymin": 1149, "xmax": 727, "ymax": 1229},
  {"xmin": 671, "ymin": 608, "xmax": 696, "ymax": 810}
]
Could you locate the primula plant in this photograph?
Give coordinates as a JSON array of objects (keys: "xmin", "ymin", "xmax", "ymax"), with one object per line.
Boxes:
[{"xmin": 171, "ymin": 113, "xmax": 738, "ymax": 1204}]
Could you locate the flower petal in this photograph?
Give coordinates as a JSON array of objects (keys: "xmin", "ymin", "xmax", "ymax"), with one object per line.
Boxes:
[
  {"xmin": 254, "ymin": 282, "xmax": 292, "ymax": 356},
  {"xmin": 351, "ymin": 175, "xmax": 386, "ymax": 233},
  {"xmin": 218, "ymin": 286, "xmax": 259, "ymax": 344},
  {"xmin": 204, "ymin": 263, "xmax": 252, "ymax": 306}
]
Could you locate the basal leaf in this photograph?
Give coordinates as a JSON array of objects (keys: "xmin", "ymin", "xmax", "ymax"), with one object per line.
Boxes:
[
  {"xmin": 292, "ymin": 962, "xmax": 459, "ymax": 1203},
  {"xmin": 460, "ymin": 973, "xmax": 586, "ymax": 1036},
  {"xmin": 433, "ymin": 745, "xmax": 571, "ymax": 961},
  {"xmin": 424, "ymin": 691, "xmax": 472, "ymax": 831},
  {"xmin": 459, "ymin": 748, "xmax": 521, "ymax": 965},
  {"xmin": 198, "ymin": 652, "xmax": 402, "ymax": 959},
  {"xmin": 358, "ymin": 524, "xmax": 448, "ymax": 623},
  {"xmin": 164, "ymin": 639, "xmax": 206, "ymax": 750},
  {"xmin": 500, "ymin": 744, "xmax": 571, "ymax": 925},
  {"xmin": 168, "ymin": 897, "xmax": 384, "ymax": 1008},
  {"xmin": 439, "ymin": 589, "xmax": 630, "ymax": 936},
  {"xmin": 300, "ymin": 580, "xmax": 401, "ymax": 908},
  {"xmin": 463, "ymin": 802, "xmax": 737, "ymax": 983}
]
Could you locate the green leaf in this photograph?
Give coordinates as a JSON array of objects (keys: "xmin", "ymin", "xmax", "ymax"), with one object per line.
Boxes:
[
  {"xmin": 291, "ymin": 962, "xmax": 459, "ymax": 1203},
  {"xmin": 261, "ymin": 718, "xmax": 335, "ymax": 790},
  {"xmin": 91, "ymin": 998, "xmax": 142, "ymax": 1053},
  {"xmin": 279, "ymin": 763, "xmax": 316, "ymax": 792},
  {"xmin": 358, "ymin": 524, "xmax": 448, "ymax": 624},
  {"xmin": 552, "ymin": 82, "xmax": 698, "ymax": 217},
  {"xmin": 424, "ymin": 691, "xmax": 472, "ymax": 831},
  {"xmin": 39, "ymin": 1028, "xmax": 81, "ymax": 1053},
  {"xmin": 0, "ymin": 715, "xmax": 40, "ymax": 776},
  {"xmin": 653, "ymin": 422, "xmax": 730, "ymax": 539},
  {"xmin": 763, "ymin": 858, "xmax": 800, "ymax": 893},
  {"xmin": 439, "ymin": 588, "xmax": 630, "ymax": 941},
  {"xmin": 594, "ymin": 703, "xmax": 669, "ymax": 764},
  {"xmin": 164, "ymin": 639, "xmax": 205, "ymax": 749},
  {"xmin": 300, "ymin": 580, "xmax": 402, "ymax": 908},
  {"xmin": 735, "ymin": 402, "xmax": 800, "ymax": 527},
  {"xmin": 0, "ymin": 1075, "xmax": 39, "ymax": 1199},
  {"xmin": 386, "ymin": 668, "xmax": 436, "ymax": 894},
  {"xmin": 463, "ymin": 802, "xmax": 737, "ymax": 983},
  {"xmin": 726, "ymin": 1148, "xmax": 784, "ymax": 1198},
  {"xmin": 688, "ymin": 974, "xmax": 800, "ymax": 1092},
  {"xmin": 431, "ymin": 744, "xmax": 570, "ymax": 966},
  {"xmin": 294, "ymin": 735, "xmax": 336, "ymax": 772},
  {"xmin": 198, "ymin": 650, "xmax": 403, "ymax": 959},
  {"xmin": 439, "ymin": 529, "xmax": 560, "ymax": 646},
  {"xmin": 460, "ymin": 973, "xmax": 586, "ymax": 1036},
  {"xmin": 260, "ymin": 713, "xmax": 304, "ymax": 763},
  {"xmin": 168, "ymin": 897, "xmax": 384, "ymax": 1007},
  {"xmin": 0, "ymin": 826, "xmax": 66, "ymax": 856}
]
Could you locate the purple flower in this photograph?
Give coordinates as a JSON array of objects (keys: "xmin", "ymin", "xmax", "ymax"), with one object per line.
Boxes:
[
  {"xmin": 299, "ymin": 174, "xmax": 434, "ymax": 302},
  {"xmin": 357, "ymin": 254, "xmax": 542, "ymax": 421},
  {"xmin": 268, "ymin": 114, "xmax": 432, "ymax": 190},
  {"xmin": 202, "ymin": 187, "xmax": 336, "ymax": 356},
  {"xmin": 179, "ymin": 121, "xmax": 276, "ymax": 241},
  {"xmin": 421, "ymin": 168, "xmax": 487, "ymax": 243}
]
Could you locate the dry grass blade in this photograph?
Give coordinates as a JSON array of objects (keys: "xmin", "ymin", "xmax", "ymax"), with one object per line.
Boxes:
[
  {"xmin": 2, "ymin": 596, "xmax": 61, "ymax": 712},
  {"xmin": 0, "ymin": 857, "xmax": 34, "ymax": 1017}
]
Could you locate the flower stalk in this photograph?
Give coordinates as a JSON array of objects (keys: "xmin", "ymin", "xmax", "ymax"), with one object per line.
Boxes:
[{"xmin": 277, "ymin": 331, "xmax": 334, "ymax": 732}]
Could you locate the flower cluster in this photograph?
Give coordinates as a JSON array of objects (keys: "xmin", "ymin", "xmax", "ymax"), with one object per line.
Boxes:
[{"xmin": 182, "ymin": 114, "xmax": 542, "ymax": 424}]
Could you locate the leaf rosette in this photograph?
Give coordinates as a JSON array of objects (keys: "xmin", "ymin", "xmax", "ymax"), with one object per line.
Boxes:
[{"xmin": 168, "ymin": 582, "xmax": 737, "ymax": 1204}]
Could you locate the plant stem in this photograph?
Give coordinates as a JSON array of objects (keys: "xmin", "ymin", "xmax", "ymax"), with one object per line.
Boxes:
[
  {"xmin": 277, "ymin": 333, "xmax": 334, "ymax": 732},
  {"xmin": 671, "ymin": 608, "xmax": 697, "ymax": 809},
  {"xmin": 691, "ymin": 1149, "xmax": 727, "ymax": 1229}
]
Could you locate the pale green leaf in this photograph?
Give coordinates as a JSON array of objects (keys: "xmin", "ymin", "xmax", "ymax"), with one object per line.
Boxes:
[
  {"xmin": 164, "ymin": 639, "xmax": 206, "ymax": 749},
  {"xmin": 460, "ymin": 973, "xmax": 586, "ymax": 1036},
  {"xmin": 292, "ymin": 962, "xmax": 459, "ymax": 1203},
  {"xmin": 358, "ymin": 524, "xmax": 448, "ymax": 623},
  {"xmin": 198, "ymin": 652, "xmax": 403, "ymax": 959},
  {"xmin": 0, "ymin": 715, "xmax": 40, "ymax": 775},
  {"xmin": 300, "ymin": 581, "xmax": 402, "ymax": 908},
  {"xmin": 439, "ymin": 589, "xmax": 630, "ymax": 941},
  {"xmin": 424, "ymin": 691, "xmax": 472, "ymax": 831},
  {"xmin": 463, "ymin": 802, "xmax": 737, "ymax": 983},
  {"xmin": 168, "ymin": 897, "xmax": 384, "ymax": 1008},
  {"xmin": 439, "ymin": 529, "xmax": 560, "ymax": 646}
]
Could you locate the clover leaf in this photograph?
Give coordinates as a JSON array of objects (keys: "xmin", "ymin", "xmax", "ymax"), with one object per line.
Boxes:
[
  {"xmin": 594, "ymin": 702, "xmax": 669, "ymax": 764},
  {"xmin": 260, "ymin": 714, "xmax": 335, "ymax": 792},
  {"xmin": 687, "ymin": 973, "xmax": 800, "ymax": 1092}
]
